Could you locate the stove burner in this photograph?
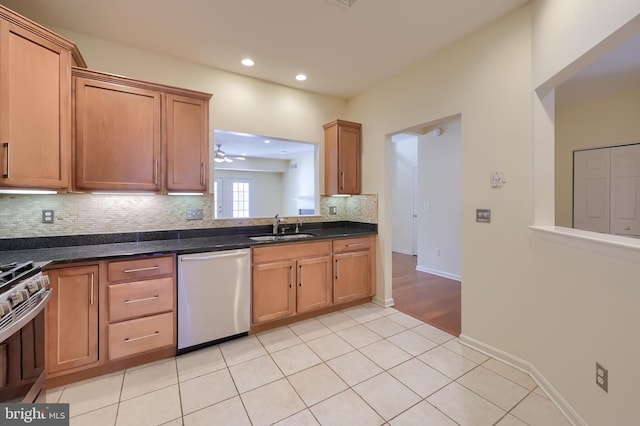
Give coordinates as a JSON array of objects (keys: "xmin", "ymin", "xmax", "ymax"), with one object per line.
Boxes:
[{"xmin": 0, "ymin": 261, "xmax": 37, "ymax": 289}]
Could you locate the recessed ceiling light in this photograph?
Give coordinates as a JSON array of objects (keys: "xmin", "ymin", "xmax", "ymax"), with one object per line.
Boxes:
[
  {"xmin": 264, "ymin": 140, "xmax": 271, "ymax": 144},
  {"xmin": 241, "ymin": 58, "xmax": 254, "ymax": 67},
  {"xmin": 296, "ymin": 74, "xmax": 307, "ymax": 81}
]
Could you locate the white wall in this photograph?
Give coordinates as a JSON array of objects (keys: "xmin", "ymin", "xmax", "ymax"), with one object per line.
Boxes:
[
  {"xmin": 416, "ymin": 120, "xmax": 462, "ymax": 280},
  {"xmin": 391, "ymin": 136, "xmax": 418, "ymax": 254},
  {"xmin": 282, "ymin": 151, "xmax": 316, "ymax": 216}
]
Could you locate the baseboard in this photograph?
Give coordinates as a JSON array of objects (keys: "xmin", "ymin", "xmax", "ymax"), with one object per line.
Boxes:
[
  {"xmin": 415, "ymin": 265, "xmax": 461, "ymax": 282},
  {"xmin": 529, "ymin": 364, "xmax": 586, "ymax": 426},
  {"xmin": 458, "ymin": 334, "xmax": 585, "ymax": 426},
  {"xmin": 372, "ymin": 295, "xmax": 395, "ymax": 308},
  {"xmin": 392, "ymin": 248, "xmax": 414, "ymax": 255}
]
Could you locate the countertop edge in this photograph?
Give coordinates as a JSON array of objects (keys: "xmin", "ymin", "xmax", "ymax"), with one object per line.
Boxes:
[{"xmin": 0, "ymin": 226, "xmax": 377, "ymax": 267}]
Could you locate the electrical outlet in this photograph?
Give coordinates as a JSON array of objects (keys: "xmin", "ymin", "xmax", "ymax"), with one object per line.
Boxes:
[
  {"xmin": 329, "ymin": 206, "xmax": 337, "ymax": 215},
  {"xmin": 596, "ymin": 362, "xmax": 608, "ymax": 392},
  {"xmin": 42, "ymin": 210, "xmax": 54, "ymax": 224},
  {"xmin": 186, "ymin": 208, "xmax": 203, "ymax": 220}
]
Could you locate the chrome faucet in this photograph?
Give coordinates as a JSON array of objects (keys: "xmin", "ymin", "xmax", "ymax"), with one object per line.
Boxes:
[
  {"xmin": 273, "ymin": 214, "xmax": 284, "ymax": 235},
  {"xmin": 296, "ymin": 218, "xmax": 302, "ymax": 233}
]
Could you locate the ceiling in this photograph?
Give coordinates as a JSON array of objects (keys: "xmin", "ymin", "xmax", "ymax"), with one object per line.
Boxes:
[
  {"xmin": 214, "ymin": 130, "xmax": 315, "ymax": 160},
  {"xmin": 0, "ymin": 0, "xmax": 530, "ymax": 99}
]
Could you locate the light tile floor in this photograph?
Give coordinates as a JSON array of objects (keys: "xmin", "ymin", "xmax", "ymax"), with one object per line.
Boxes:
[{"xmin": 40, "ymin": 303, "xmax": 571, "ymax": 426}]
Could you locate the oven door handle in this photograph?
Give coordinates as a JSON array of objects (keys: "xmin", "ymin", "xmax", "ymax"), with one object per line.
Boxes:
[{"xmin": 0, "ymin": 289, "xmax": 51, "ymax": 344}]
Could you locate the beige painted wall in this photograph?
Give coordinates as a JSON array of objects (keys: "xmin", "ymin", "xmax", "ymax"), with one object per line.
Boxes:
[
  {"xmin": 346, "ymin": 0, "xmax": 640, "ymax": 423},
  {"xmin": 347, "ymin": 4, "xmax": 534, "ymax": 348},
  {"xmin": 555, "ymin": 88, "xmax": 640, "ymax": 227}
]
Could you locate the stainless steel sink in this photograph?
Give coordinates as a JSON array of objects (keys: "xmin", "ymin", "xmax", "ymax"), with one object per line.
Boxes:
[{"xmin": 249, "ymin": 233, "xmax": 315, "ymax": 242}]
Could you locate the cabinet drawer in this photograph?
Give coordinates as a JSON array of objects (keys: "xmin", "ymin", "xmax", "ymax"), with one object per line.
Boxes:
[
  {"xmin": 253, "ymin": 241, "xmax": 331, "ymax": 263},
  {"xmin": 108, "ymin": 277, "xmax": 174, "ymax": 322},
  {"xmin": 107, "ymin": 255, "xmax": 174, "ymax": 282},
  {"xmin": 332, "ymin": 236, "xmax": 373, "ymax": 253},
  {"xmin": 108, "ymin": 312, "xmax": 174, "ymax": 360}
]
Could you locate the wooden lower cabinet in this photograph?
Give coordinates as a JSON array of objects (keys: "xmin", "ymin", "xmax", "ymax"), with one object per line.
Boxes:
[
  {"xmin": 43, "ymin": 254, "xmax": 176, "ymax": 384},
  {"xmin": 297, "ymin": 256, "xmax": 333, "ymax": 313},
  {"xmin": 44, "ymin": 264, "xmax": 99, "ymax": 375},
  {"xmin": 108, "ymin": 312, "xmax": 174, "ymax": 361},
  {"xmin": 333, "ymin": 236, "xmax": 376, "ymax": 304},
  {"xmin": 106, "ymin": 255, "xmax": 176, "ymax": 361},
  {"xmin": 334, "ymin": 250, "xmax": 372, "ymax": 304},
  {"xmin": 252, "ymin": 242, "xmax": 332, "ymax": 325},
  {"xmin": 252, "ymin": 260, "xmax": 296, "ymax": 324}
]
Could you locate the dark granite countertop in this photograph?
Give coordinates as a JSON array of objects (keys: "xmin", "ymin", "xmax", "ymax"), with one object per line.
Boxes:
[{"xmin": 0, "ymin": 221, "xmax": 377, "ymax": 266}]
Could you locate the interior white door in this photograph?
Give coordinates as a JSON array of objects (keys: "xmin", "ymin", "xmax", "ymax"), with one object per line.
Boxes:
[
  {"xmin": 610, "ymin": 144, "xmax": 640, "ymax": 237},
  {"xmin": 573, "ymin": 148, "xmax": 610, "ymax": 233}
]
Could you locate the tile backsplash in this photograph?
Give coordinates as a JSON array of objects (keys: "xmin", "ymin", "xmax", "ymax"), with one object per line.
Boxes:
[{"xmin": 0, "ymin": 193, "xmax": 377, "ymax": 239}]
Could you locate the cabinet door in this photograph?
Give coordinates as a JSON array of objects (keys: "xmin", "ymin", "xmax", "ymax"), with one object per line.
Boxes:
[
  {"xmin": 337, "ymin": 124, "xmax": 361, "ymax": 194},
  {"xmin": 323, "ymin": 120, "xmax": 361, "ymax": 195},
  {"xmin": 45, "ymin": 265, "xmax": 99, "ymax": 374},
  {"xmin": 165, "ymin": 94, "xmax": 209, "ymax": 192},
  {"xmin": 297, "ymin": 256, "xmax": 332, "ymax": 314},
  {"xmin": 74, "ymin": 77, "xmax": 161, "ymax": 191},
  {"xmin": 0, "ymin": 20, "xmax": 71, "ymax": 189},
  {"xmin": 252, "ymin": 260, "xmax": 295, "ymax": 324},
  {"xmin": 333, "ymin": 250, "xmax": 371, "ymax": 304}
]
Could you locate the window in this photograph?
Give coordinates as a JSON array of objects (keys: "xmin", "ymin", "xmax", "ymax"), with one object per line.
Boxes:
[{"xmin": 232, "ymin": 181, "xmax": 250, "ymax": 218}]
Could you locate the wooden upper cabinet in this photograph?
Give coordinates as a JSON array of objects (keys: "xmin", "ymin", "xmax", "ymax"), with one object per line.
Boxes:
[
  {"xmin": 72, "ymin": 68, "xmax": 211, "ymax": 193},
  {"xmin": 323, "ymin": 119, "xmax": 361, "ymax": 195},
  {"xmin": 74, "ymin": 74, "xmax": 162, "ymax": 191},
  {"xmin": 0, "ymin": 7, "xmax": 78, "ymax": 190},
  {"xmin": 165, "ymin": 94, "xmax": 209, "ymax": 192}
]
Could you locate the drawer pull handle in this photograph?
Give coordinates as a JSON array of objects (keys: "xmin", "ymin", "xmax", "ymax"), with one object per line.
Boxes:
[
  {"xmin": 90, "ymin": 273, "xmax": 94, "ymax": 305},
  {"xmin": 154, "ymin": 159, "xmax": 159, "ymax": 185},
  {"xmin": 346, "ymin": 243, "xmax": 363, "ymax": 247},
  {"xmin": 125, "ymin": 331, "xmax": 159, "ymax": 343},
  {"xmin": 123, "ymin": 266, "xmax": 160, "ymax": 273},
  {"xmin": 2, "ymin": 143, "xmax": 9, "ymax": 178},
  {"xmin": 124, "ymin": 295, "xmax": 160, "ymax": 304}
]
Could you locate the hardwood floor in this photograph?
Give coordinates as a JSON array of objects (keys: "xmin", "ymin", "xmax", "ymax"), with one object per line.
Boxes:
[{"xmin": 391, "ymin": 252, "xmax": 461, "ymax": 336}]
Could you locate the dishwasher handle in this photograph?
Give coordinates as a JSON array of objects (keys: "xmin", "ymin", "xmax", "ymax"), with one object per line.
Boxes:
[{"xmin": 180, "ymin": 251, "xmax": 249, "ymax": 262}]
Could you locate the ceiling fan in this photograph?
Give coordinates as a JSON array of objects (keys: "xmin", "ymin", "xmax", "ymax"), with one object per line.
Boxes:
[{"xmin": 213, "ymin": 144, "xmax": 245, "ymax": 163}]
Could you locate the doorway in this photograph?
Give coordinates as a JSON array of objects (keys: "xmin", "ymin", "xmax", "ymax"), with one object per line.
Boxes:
[{"xmin": 389, "ymin": 117, "xmax": 462, "ymax": 336}]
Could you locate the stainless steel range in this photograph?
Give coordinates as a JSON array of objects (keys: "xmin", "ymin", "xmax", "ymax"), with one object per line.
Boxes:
[{"xmin": 0, "ymin": 261, "xmax": 51, "ymax": 403}]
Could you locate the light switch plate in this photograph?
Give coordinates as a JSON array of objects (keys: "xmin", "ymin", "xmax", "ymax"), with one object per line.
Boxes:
[
  {"xmin": 329, "ymin": 206, "xmax": 337, "ymax": 215},
  {"xmin": 476, "ymin": 209, "xmax": 491, "ymax": 223}
]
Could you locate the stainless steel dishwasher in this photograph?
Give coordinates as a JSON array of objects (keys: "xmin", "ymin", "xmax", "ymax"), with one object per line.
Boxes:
[{"xmin": 177, "ymin": 248, "xmax": 250, "ymax": 353}]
